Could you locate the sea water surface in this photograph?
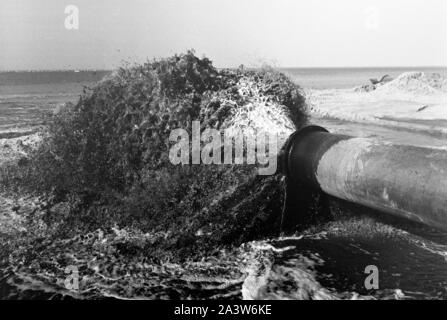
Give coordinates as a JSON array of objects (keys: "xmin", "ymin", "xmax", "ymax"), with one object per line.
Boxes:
[
  {"xmin": 0, "ymin": 71, "xmax": 110, "ymax": 134},
  {"xmin": 1, "ymin": 69, "xmax": 447, "ymax": 299}
]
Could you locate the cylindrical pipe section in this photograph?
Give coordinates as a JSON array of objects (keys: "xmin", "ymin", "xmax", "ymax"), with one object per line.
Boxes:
[{"xmin": 284, "ymin": 125, "xmax": 447, "ymax": 230}]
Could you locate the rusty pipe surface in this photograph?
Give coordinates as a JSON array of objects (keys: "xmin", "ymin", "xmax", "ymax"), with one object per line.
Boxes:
[{"xmin": 283, "ymin": 125, "xmax": 447, "ymax": 230}]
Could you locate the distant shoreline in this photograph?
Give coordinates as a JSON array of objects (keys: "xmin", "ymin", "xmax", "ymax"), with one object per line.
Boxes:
[
  {"xmin": 2, "ymin": 67, "xmax": 447, "ymax": 90},
  {"xmin": 1, "ymin": 66, "xmax": 447, "ymax": 73}
]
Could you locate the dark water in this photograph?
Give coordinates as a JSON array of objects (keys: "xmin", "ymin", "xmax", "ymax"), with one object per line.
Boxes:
[
  {"xmin": 267, "ymin": 230, "xmax": 447, "ymax": 299},
  {"xmin": 1, "ymin": 195, "xmax": 447, "ymax": 300}
]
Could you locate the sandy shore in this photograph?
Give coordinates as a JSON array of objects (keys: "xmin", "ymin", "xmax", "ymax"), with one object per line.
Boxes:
[{"xmin": 307, "ymin": 72, "xmax": 447, "ymax": 149}]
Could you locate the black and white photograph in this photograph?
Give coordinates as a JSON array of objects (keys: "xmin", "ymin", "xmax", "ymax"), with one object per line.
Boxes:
[{"xmin": 1, "ymin": 0, "xmax": 447, "ymax": 306}]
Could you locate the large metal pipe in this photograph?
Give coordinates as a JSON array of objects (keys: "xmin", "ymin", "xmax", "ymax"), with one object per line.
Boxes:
[{"xmin": 282, "ymin": 125, "xmax": 447, "ymax": 230}]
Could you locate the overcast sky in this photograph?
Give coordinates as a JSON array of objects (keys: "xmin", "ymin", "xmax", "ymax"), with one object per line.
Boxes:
[{"xmin": 1, "ymin": 0, "xmax": 446, "ymax": 70}]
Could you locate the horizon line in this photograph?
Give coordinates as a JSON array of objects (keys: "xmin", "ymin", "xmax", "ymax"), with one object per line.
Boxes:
[{"xmin": 1, "ymin": 65, "xmax": 447, "ymax": 72}]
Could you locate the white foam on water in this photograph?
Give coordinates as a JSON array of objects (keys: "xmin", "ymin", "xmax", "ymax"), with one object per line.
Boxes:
[{"xmin": 240, "ymin": 239, "xmax": 338, "ymax": 300}]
